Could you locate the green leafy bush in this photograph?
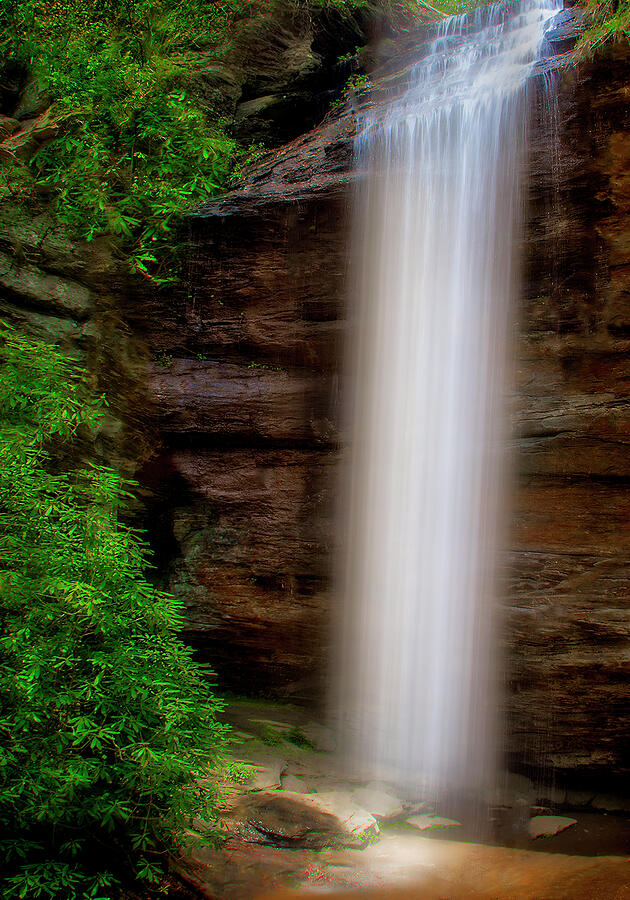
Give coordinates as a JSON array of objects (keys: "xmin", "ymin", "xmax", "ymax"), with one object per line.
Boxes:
[
  {"xmin": 0, "ymin": 0, "xmax": 442, "ymax": 283},
  {"xmin": 0, "ymin": 0, "xmax": 384, "ymax": 282},
  {"xmin": 577, "ymin": 0, "xmax": 630, "ymax": 55},
  {"xmin": 0, "ymin": 324, "xmax": 227, "ymax": 899},
  {"xmin": 0, "ymin": 0, "xmax": 250, "ymax": 282}
]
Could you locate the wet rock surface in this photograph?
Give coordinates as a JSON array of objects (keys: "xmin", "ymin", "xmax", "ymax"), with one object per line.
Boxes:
[
  {"xmin": 180, "ymin": 701, "xmax": 630, "ymax": 899},
  {"xmin": 233, "ymin": 791, "xmax": 348, "ymax": 849},
  {"xmin": 351, "ymin": 786, "xmax": 406, "ymax": 821},
  {"xmin": 0, "ymin": 209, "xmax": 160, "ymax": 481},
  {"xmin": 138, "ymin": 22, "xmax": 630, "ymax": 783},
  {"xmin": 252, "ymin": 846, "xmax": 630, "ymax": 899},
  {"xmin": 528, "ymin": 815, "xmax": 577, "ymax": 838},
  {"xmin": 543, "ymin": 7, "xmax": 586, "ymax": 50},
  {"xmin": 234, "ymin": 789, "xmax": 378, "ymax": 848},
  {"xmin": 2, "ymin": 9, "xmax": 629, "ymax": 784},
  {"xmin": 407, "ymin": 814, "xmax": 463, "ymax": 832}
]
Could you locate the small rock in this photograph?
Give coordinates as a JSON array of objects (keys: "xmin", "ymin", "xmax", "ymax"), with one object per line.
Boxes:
[
  {"xmin": 407, "ymin": 814, "xmax": 462, "ymax": 831},
  {"xmin": 403, "ymin": 800, "xmax": 433, "ymax": 815},
  {"xmin": 281, "ymin": 774, "xmax": 310, "ymax": 793},
  {"xmin": 566, "ymin": 789, "xmax": 596, "ymax": 808},
  {"xmin": 235, "ymin": 791, "xmax": 344, "ymax": 849},
  {"xmin": 241, "ymin": 758, "xmax": 287, "ymax": 791},
  {"xmin": 351, "ymin": 787, "xmax": 405, "ymax": 821},
  {"xmin": 528, "ymin": 815, "xmax": 577, "ymax": 839},
  {"xmin": 251, "ymin": 718, "xmax": 294, "ymax": 745},
  {"xmin": 0, "ymin": 116, "xmax": 19, "ymax": 140},
  {"xmin": 0, "ymin": 251, "xmax": 91, "ymax": 317},
  {"xmin": 282, "ymin": 760, "xmax": 310, "ymax": 776},
  {"xmin": 301, "ymin": 721, "xmax": 337, "ymax": 752},
  {"xmin": 313, "ymin": 791, "xmax": 379, "ymax": 840},
  {"xmin": 235, "ymin": 94, "xmax": 283, "ymax": 121},
  {"xmin": 1, "ymin": 129, "xmax": 38, "ymax": 161},
  {"xmin": 22, "ymin": 108, "xmax": 59, "ymax": 143},
  {"xmin": 250, "ymin": 717, "xmax": 293, "ymax": 731},
  {"xmin": 14, "ymin": 79, "xmax": 51, "ymax": 120},
  {"xmin": 531, "ymin": 806, "xmax": 553, "ymax": 816},
  {"xmin": 592, "ymin": 794, "xmax": 629, "ymax": 812},
  {"xmin": 230, "ymin": 730, "xmax": 256, "ymax": 742}
]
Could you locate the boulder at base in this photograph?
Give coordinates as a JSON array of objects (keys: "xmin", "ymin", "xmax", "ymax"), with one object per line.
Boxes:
[
  {"xmin": 528, "ymin": 816, "xmax": 577, "ymax": 839},
  {"xmin": 234, "ymin": 790, "xmax": 378, "ymax": 849}
]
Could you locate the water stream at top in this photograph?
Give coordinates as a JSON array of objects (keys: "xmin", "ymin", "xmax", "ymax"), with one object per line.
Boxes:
[{"xmin": 338, "ymin": 0, "xmax": 560, "ymax": 803}]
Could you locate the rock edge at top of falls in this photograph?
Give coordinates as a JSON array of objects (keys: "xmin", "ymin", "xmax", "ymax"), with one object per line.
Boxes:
[{"xmin": 190, "ymin": 6, "xmax": 585, "ymax": 218}]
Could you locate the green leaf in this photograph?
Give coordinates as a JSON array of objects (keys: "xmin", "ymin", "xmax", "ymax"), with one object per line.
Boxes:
[{"xmin": 0, "ymin": 324, "xmax": 227, "ymax": 898}]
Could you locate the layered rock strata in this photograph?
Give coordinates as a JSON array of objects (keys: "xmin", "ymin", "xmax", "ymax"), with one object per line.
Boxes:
[
  {"xmin": 2, "ymin": 10, "xmax": 629, "ymax": 785},
  {"xmin": 142, "ymin": 28, "xmax": 630, "ymax": 784},
  {"xmin": 509, "ymin": 40, "xmax": 630, "ymax": 785}
]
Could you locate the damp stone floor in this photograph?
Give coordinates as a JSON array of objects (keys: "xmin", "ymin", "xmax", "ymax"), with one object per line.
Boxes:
[{"xmin": 174, "ymin": 699, "xmax": 630, "ymax": 900}]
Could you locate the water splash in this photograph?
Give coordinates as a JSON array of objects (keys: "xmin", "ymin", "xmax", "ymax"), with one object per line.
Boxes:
[{"xmin": 338, "ymin": 0, "xmax": 560, "ymax": 802}]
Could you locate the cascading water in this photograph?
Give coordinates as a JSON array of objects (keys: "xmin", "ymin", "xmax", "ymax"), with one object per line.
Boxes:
[{"xmin": 338, "ymin": 0, "xmax": 560, "ymax": 803}]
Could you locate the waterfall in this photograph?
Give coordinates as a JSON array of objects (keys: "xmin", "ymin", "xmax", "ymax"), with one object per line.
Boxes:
[{"xmin": 338, "ymin": 0, "xmax": 560, "ymax": 802}]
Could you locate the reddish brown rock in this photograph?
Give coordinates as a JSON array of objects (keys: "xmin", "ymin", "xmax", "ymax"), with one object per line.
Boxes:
[
  {"xmin": 148, "ymin": 448, "xmax": 337, "ymax": 695},
  {"xmin": 3, "ymin": 14, "xmax": 628, "ymax": 784},
  {"xmin": 146, "ymin": 360, "xmax": 337, "ymax": 442},
  {"xmin": 140, "ymin": 35, "xmax": 630, "ymax": 785}
]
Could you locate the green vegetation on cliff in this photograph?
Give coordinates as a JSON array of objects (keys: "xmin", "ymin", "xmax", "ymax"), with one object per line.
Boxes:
[
  {"xmin": 0, "ymin": 324, "xmax": 227, "ymax": 898},
  {"xmin": 1, "ymin": 0, "xmax": 256, "ymax": 282},
  {"xmin": 579, "ymin": 0, "xmax": 630, "ymax": 55},
  {"xmin": 0, "ymin": 0, "xmax": 424, "ymax": 283}
]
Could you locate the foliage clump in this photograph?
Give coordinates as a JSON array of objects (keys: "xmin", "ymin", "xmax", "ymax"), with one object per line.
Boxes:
[
  {"xmin": 0, "ymin": 0, "xmax": 441, "ymax": 282},
  {"xmin": 0, "ymin": 324, "xmax": 227, "ymax": 899},
  {"xmin": 0, "ymin": 0, "xmax": 251, "ymax": 282},
  {"xmin": 577, "ymin": 0, "xmax": 630, "ymax": 56}
]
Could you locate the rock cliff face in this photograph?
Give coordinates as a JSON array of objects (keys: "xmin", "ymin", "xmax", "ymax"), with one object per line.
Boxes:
[
  {"xmin": 136, "ymin": 116, "xmax": 354, "ymax": 697},
  {"xmin": 137, "ymin": 34, "xmax": 630, "ymax": 785},
  {"xmin": 509, "ymin": 43, "xmax": 630, "ymax": 785},
  {"xmin": 2, "ymin": 12, "xmax": 629, "ymax": 786},
  {"xmin": 0, "ymin": 210, "xmax": 158, "ymax": 479}
]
